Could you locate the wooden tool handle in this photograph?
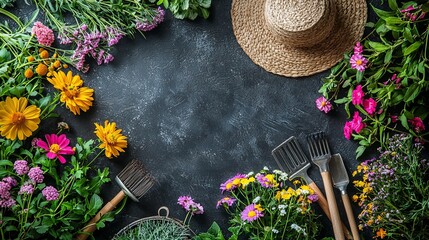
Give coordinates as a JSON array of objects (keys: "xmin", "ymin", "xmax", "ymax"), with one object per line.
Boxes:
[
  {"xmin": 321, "ymin": 171, "xmax": 345, "ymax": 240},
  {"xmin": 309, "ymin": 182, "xmax": 353, "ymax": 240},
  {"xmin": 342, "ymin": 193, "xmax": 360, "ymax": 240},
  {"xmin": 75, "ymin": 191, "xmax": 126, "ymax": 240}
]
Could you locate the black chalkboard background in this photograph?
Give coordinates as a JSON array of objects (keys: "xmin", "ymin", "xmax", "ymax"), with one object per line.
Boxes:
[{"xmin": 5, "ymin": 0, "xmax": 386, "ymax": 239}]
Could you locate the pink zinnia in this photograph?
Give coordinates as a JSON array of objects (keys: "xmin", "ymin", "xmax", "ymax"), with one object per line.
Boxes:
[
  {"xmin": 240, "ymin": 204, "xmax": 264, "ymax": 222},
  {"xmin": 363, "ymin": 98, "xmax": 377, "ymax": 115},
  {"xmin": 42, "ymin": 186, "xmax": 59, "ymax": 201},
  {"xmin": 352, "ymin": 85, "xmax": 365, "ymax": 105},
  {"xmin": 37, "ymin": 134, "xmax": 75, "ymax": 164},
  {"xmin": 343, "ymin": 121, "xmax": 353, "ymax": 140},
  {"xmin": 351, "ymin": 111, "xmax": 365, "ymax": 133},
  {"xmin": 409, "ymin": 117, "xmax": 425, "ymax": 133},
  {"xmin": 31, "ymin": 21, "xmax": 55, "ymax": 46},
  {"xmin": 216, "ymin": 197, "xmax": 237, "ymax": 208},
  {"xmin": 354, "ymin": 42, "xmax": 363, "ymax": 55},
  {"xmin": 350, "ymin": 54, "xmax": 368, "ymax": 72},
  {"xmin": 315, "ymin": 96, "xmax": 332, "ymax": 113}
]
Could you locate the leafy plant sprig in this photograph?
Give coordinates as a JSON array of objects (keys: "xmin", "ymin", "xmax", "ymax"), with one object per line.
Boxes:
[
  {"xmin": 152, "ymin": 0, "xmax": 212, "ymax": 20},
  {"xmin": 319, "ymin": 0, "xmax": 429, "ymax": 158}
]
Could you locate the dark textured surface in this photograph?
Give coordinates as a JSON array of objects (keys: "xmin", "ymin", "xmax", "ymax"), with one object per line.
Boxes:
[{"xmin": 7, "ymin": 0, "xmax": 383, "ymax": 239}]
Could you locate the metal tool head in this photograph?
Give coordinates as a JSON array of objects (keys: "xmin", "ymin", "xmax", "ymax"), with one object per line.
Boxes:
[
  {"xmin": 307, "ymin": 131, "xmax": 332, "ymax": 171},
  {"xmin": 115, "ymin": 159, "xmax": 155, "ymax": 202},
  {"xmin": 330, "ymin": 153, "xmax": 349, "ymax": 193},
  {"xmin": 271, "ymin": 136, "xmax": 312, "ymax": 181}
]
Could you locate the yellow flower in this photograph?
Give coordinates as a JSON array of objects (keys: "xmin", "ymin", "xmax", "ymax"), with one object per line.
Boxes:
[
  {"xmin": 240, "ymin": 177, "xmax": 255, "ymax": 188},
  {"xmin": 39, "ymin": 50, "xmax": 49, "ymax": 59},
  {"xmin": 352, "ymin": 170, "xmax": 357, "ymax": 177},
  {"xmin": 254, "ymin": 204, "xmax": 264, "ymax": 212},
  {"xmin": 265, "ymin": 174, "xmax": 279, "ymax": 187},
  {"xmin": 27, "ymin": 56, "xmax": 35, "ymax": 62},
  {"xmin": 298, "ymin": 185, "xmax": 314, "ymax": 195},
  {"xmin": 293, "ymin": 179, "xmax": 301, "ymax": 185},
  {"xmin": 275, "ymin": 187, "xmax": 296, "ymax": 201},
  {"xmin": 94, "ymin": 120, "xmax": 128, "ymax": 158},
  {"xmin": 48, "ymin": 70, "xmax": 94, "ymax": 115},
  {"xmin": 352, "ymin": 195, "xmax": 359, "ymax": 202},
  {"xmin": 376, "ymin": 228, "xmax": 387, "ymax": 239},
  {"xmin": 0, "ymin": 97, "xmax": 40, "ymax": 140},
  {"xmin": 53, "ymin": 60, "xmax": 61, "ymax": 68}
]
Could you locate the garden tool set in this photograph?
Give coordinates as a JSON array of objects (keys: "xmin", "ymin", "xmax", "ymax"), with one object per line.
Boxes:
[{"xmin": 272, "ymin": 132, "xmax": 359, "ymax": 240}]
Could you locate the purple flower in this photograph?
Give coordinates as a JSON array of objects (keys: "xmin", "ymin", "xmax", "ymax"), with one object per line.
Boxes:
[
  {"xmin": 28, "ymin": 167, "xmax": 44, "ymax": 183},
  {"xmin": 19, "ymin": 184, "xmax": 34, "ymax": 195},
  {"xmin": 352, "ymin": 85, "xmax": 364, "ymax": 105},
  {"xmin": 136, "ymin": 7, "xmax": 165, "ymax": 32},
  {"xmin": 308, "ymin": 194, "xmax": 319, "ymax": 202},
  {"xmin": 240, "ymin": 204, "xmax": 264, "ymax": 222},
  {"xmin": 2, "ymin": 177, "xmax": 17, "ymax": 187},
  {"xmin": 0, "ymin": 181, "xmax": 11, "ymax": 199},
  {"xmin": 177, "ymin": 195, "xmax": 195, "ymax": 211},
  {"xmin": 42, "ymin": 186, "xmax": 59, "ymax": 201},
  {"xmin": 315, "ymin": 96, "xmax": 332, "ymax": 113},
  {"xmin": 0, "ymin": 198, "xmax": 16, "ymax": 208},
  {"xmin": 216, "ymin": 197, "xmax": 237, "ymax": 208},
  {"xmin": 350, "ymin": 54, "xmax": 368, "ymax": 72},
  {"xmin": 14, "ymin": 160, "xmax": 29, "ymax": 175}
]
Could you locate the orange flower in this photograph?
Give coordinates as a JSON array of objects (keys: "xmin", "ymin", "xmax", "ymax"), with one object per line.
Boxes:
[
  {"xmin": 53, "ymin": 60, "xmax": 61, "ymax": 68},
  {"xmin": 376, "ymin": 228, "xmax": 387, "ymax": 239},
  {"xmin": 27, "ymin": 56, "xmax": 35, "ymax": 62},
  {"xmin": 39, "ymin": 50, "xmax": 49, "ymax": 59},
  {"xmin": 94, "ymin": 120, "xmax": 128, "ymax": 158},
  {"xmin": 36, "ymin": 63, "xmax": 48, "ymax": 76},
  {"xmin": 24, "ymin": 68, "xmax": 34, "ymax": 78}
]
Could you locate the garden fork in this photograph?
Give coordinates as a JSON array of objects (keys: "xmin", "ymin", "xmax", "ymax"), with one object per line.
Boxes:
[{"xmin": 307, "ymin": 132, "xmax": 345, "ymax": 240}]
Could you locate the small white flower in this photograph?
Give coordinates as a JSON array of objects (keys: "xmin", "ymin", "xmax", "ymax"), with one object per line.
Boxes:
[
  {"xmin": 252, "ymin": 196, "xmax": 261, "ymax": 203},
  {"xmin": 296, "ymin": 207, "xmax": 302, "ymax": 213},
  {"xmin": 280, "ymin": 209, "xmax": 286, "ymax": 216},
  {"xmin": 271, "ymin": 207, "xmax": 276, "ymax": 210},
  {"xmin": 246, "ymin": 171, "xmax": 254, "ymax": 177},
  {"xmin": 301, "ymin": 189, "xmax": 310, "ymax": 195},
  {"xmin": 291, "ymin": 223, "xmax": 301, "ymax": 231},
  {"xmin": 272, "ymin": 228, "xmax": 279, "ymax": 234},
  {"xmin": 263, "ymin": 166, "xmax": 269, "ymax": 171},
  {"xmin": 278, "ymin": 204, "xmax": 287, "ymax": 210}
]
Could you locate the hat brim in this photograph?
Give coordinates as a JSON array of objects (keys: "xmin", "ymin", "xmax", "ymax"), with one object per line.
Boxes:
[{"xmin": 231, "ymin": 0, "xmax": 367, "ymax": 77}]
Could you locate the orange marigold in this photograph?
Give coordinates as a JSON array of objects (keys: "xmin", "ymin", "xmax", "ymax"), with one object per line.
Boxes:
[
  {"xmin": 27, "ymin": 56, "xmax": 35, "ymax": 62},
  {"xmin": 36, "ymin": 63, "xmax": 48, "ymax": 76},
  {"xmin": 24, "ymin": 68, "xmax": 34, "ymax": 79},
  {"xmin": 39, "ymin": 50, "xmax": 49, "ymax": 59}
]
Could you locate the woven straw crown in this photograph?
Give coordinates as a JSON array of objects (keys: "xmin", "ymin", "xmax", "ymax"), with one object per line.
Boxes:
[{"xmin": 231, "ymin": 0, "xmax": 367, "ymax": 77}]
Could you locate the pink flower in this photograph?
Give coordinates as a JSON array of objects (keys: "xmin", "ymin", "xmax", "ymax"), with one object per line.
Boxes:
[
  {"xmin": 315, "ymin": 96, "xmax": 332, "ymax": 113},
  {"xmin": 177, "ymin": 195, "xmax": 195, "ymax": 211},
  {"xmin": 37, "ymin": 134, "xmax": 75, "ymax": 164},
  {"xmin": 240, "ymin": 203, "xmax": 264, "ymax": 222},
  {"xmin": 391, "ymin": 115, "xmax": 398, "ymax": 123},
  {"xmin": 351, "ymin": 111, "xmax": 365, "ymax": 133},
  {"xmin": 344, "ymin": 121, "xmax": 353, "ymax": 140},
  {"xmin": 216, "ymin": 197, "xmax": 237, "ymax": 208},
  {"xmin": 42, "ymin": 186, "xmax": 59, "ymax": 201},
  {"xmin": 409, "ymin": 117, "xmax": 425, "ymax": 133},
  {"xmin": 308, "ymin": 194, "xmax": 319, "ymax": 202},
  {"xmin": 352, "ymin": 85, "xmax": 365, "ymax": 105},
  {"xmin": 189, "ymin": 202, "xmax": 204, "ymax": 215},
  {"xmin": 28, "ymin": 167, "xmax": 44, "ymax": 183},
  {"xmin": 14, "ymin": 160, "xmax": 29, "ymax": 175},
  {"xmin": 31, "ymin": 21, "xmax": 55, "ymax": 46},
  {"xmin": 350, "ymin": 54, "xmax": 368, "ymax": 72},
  {"xmin": 19, "ymin": 184, "xmax": 34, "ymax": 195},
  {"xmin": 353, "ymin": 42, "xmax": 363, "ymax": 55},
  {"xmin": 400, "ymin": 5, "xmax": 416, "ymax": 13},
  {"xmin": 363, "ymin": 98, "xmax": 377, "ymax": 115},
  {"xmin": 220, "ymin": 174, "xmax": 246, "ymax": 192},
  {"xmin": 2, "ymin": 177, "xmax": 17, "ymax": 187}
]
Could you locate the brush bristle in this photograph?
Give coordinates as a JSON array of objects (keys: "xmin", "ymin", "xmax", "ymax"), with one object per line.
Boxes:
[{"xmin": 116, "ymin": 160, "xmax": 155, "ymax": 200}]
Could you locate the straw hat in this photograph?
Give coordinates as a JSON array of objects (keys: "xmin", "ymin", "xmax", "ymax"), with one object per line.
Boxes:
[{"xmin": 231, "ymin": 0, "xmax": 367, "ymax": 77}]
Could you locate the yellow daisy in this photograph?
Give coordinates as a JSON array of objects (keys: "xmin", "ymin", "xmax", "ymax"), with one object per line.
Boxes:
[
  {"xmin": 0, "ymin": 97, "xmax": 41, "ymax": 140},
  {"xmin": 94, "ymin": 120, "xmax": 128, "ymax": 158},
  {"xmin": 47, "ymin": 70, "xmax": 94, "ymax": 115}
]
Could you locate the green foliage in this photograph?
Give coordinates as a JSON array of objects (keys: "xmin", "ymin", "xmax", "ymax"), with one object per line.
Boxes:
[
  {"xmin": 353, "ymin": 134, "xmax": 429, "ymax": 239},
  {"xmin": 0, "ymin": 0, "xmax": 15, "ymax": 8},
  {"xmin": 319, "ymin": 0, "xmax": 429, "ymax": 158},
  {"xmin": 193, "ymin": 222, "xmax": 226, "ymax": 240},
  {"xmin": 151, "ymin": 0, "xmax": 211, "ymax": 20},
  {"xmin": 0, "ymin": 138, "xmax": 112, "ymax": 240}
]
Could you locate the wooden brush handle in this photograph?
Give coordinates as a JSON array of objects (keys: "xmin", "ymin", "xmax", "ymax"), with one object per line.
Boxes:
[
  {"xmin": 321, "ymin": 171, "xmax": 345, "ymax": 240},
  {"xmin": 75, "ymin": 191, "xmax": 126, "ymax": 240},
  {"xmin": 309, "ymin": 182, "xmax": 353, "ymax": 240},
  {"xmin": 342, "ymin": 193, "xmax": 360, "ymax": 240}
]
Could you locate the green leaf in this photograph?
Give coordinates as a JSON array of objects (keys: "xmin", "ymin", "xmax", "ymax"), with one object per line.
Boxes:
[
  {"xmin": 422, "ymin": 3, "xmax": 429, "ymax": 12},
  {"xmin": 334, "ymin": 97, "xmax": 350, "ymax": 104},
  {"xmin": 403, "ymin": 42, "xmax": 422, "ymax": 56},
  {"xmin": 368, "ymin": 41, "xmax": 390, "ymax": 52},
  {"xmin": 400, "ymin": 114, "xmax": 409, "ymax": 130},
  {"xmin": 388, "ymin": 0, "xmax": 398, "ymax": 11},
  {"xmin": 200, "ymin": 0, "xmax": 211, "ymax": 8},
  {"xmin": 182, "ymin": 0, "xmax": 189, "ymax": 10},
  {"xmin": 385, "ymin": 17, "xmax": 405, "ymax": 25},
  {"xmin": 0, "ymin": 159, "xmax": 13, "ymax": 166},
  {"xmin": 35, "ymin": 225, "xmax": 49, "ymax": 234},
  {"xmin": 418, "ymin": 61, "xmax": 425, "ymax": 74},
  {"xmin": 403, "ymin": 84, "xmax": 420, "ymax": 102},
  {"xmin": 0, "ymin": 48, "xmax": 11, "ymax": 63},
  {"xmin": 355, "ymin": 145, "xmax": 366, "ymax": 159},
  {"xmin": 384, "ymin": 49, "xmax": 392, "ymax": 63},
  {"xmin": 372, "ymin": 5, "xmax": 395, "ymax": 19},
  {"xmin": 403, "ymin": 27, "xmax": 414, "ymax": 43},
  {"xmin": 356, "ymin": 71, "xmax": 363, "ymax": 82}
]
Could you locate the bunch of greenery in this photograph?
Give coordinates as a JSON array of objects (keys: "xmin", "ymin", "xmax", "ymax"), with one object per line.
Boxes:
[
  {"xmin": 152, "ymin": 0, "xmax": 211, "ymax": 20},
  {"xmin": 352, "ymin": 134, "xmax": 429, "ymax": 239},
  {"xmin": 0, "ymin": 135, "xmax": 115, "ymax": 240},
  {"xmin": 318, "ymin": 0, "xmax": 429, "ymax": 158},
  {"xmin": 216, "ymin": 168, "xmax": 320, "ymax": 240},
  {"xmin": 113, "ymin": 218, "xmax": 190, "ymax": 240}
]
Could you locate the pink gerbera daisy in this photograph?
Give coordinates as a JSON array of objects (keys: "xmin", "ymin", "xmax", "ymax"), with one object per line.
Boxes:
[
  {"xmin": 350, "ymin": 54, "xmax": 368, "ymax": 72},
  {"xmin": 37, "ymin": 134, "xmax": 75, "ymax": 164},
  {"xmin": 241, "ymin": 203, "xmax": 264, "ymax": 222}
]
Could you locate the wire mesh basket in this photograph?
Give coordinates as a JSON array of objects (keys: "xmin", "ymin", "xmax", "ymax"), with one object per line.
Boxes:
[{"xmin": 112, "ymin": 206, "xmax": 194, "ymax": 240}]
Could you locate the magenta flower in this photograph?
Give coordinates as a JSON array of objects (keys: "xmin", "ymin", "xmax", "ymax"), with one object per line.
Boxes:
[
  {"xmin": 391, "ymin": 115, "xmax": 398, "ymax": 123},
  {"xmin": 353, "ymin": 42, "xmax": 363, "ymax": 55},
  {"xmin": 409, "ymin": 117, "xmax": 425, "ymax": 133},
  {"xmin": 351, "ymin": 111, "xmax": 365, "ymax": 133},
  {"xmin": 177, "ymin": 195, "xmax": 195, "ymax": 211},
  {"xmin": 14, "ymin": 160, "xmax": 29, "ymax": 175},
  {"xmin": 352, "ymin": 85, "xmax": 365, "ymax": 105},
  {"xmin": 400, "ymin": 5, "xmax": 416, "ymax": 13},
  {"xmin": 28, "ymin": 167, "xmax": 44, "ymax": 183},
  {"xmin": 31, "ymin": 21, "xmax": 55, "ymax": 46},
  {"xmin": 350, "ymin": 54, "xmax": 368, "ymax": 72},
  {"xmin": 0, "ymin": 198, "xmax": 16, "ymax": 208},
  {"xmin": 19, "ymin": 184, "xmax": 35, "ymax": 195},
  {"xmin": 220, "ymin": 174, "xmax": 246, "ymax": 192},
  {"xmin": 136, "ymin": 7, "xmax": 165, "ymax": 32},
  {"xmin": 0, "ymin": 181, "xmax": 12, "ymax": 199},
  {"xmin": 42, "ymin": 186, "xmax": 59, "ymax": 201},
  {"xmin": 344, "ymin": 121, "xmax": 353, "ymax": 140},
  {"xmin": 308, "ymin": 194, "xmax": 319, "ymax": 203},
  {"xmin": 240, "ymin": 204, "xmax": 264, "ymax": 222},
  {"xmin": 37, "ymin": 134, "xmax": 75, "ymax": 164},
  {"xmin": 363, "ymin": 98, "xmax": 377, "ymax": 115},
  {"xmin": 216, "ymin": 197, "xmax": 237, "ymax": 208},
  {"xmin": 315, "ymin": 96, "xmax": 332, "ymax": 113}
]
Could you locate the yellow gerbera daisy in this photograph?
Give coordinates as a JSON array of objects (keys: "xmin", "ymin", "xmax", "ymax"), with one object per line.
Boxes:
[
  {"xmin": 0, "ymin": 97, "xmax": 41, "ymax": 140},
  {"xmin": 94, "ymin": 120, "xmax": 128, "ymax": 158},
  {"xmin": 47, "ymin": 70, "xmax": 94, "ymax": 115}
]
